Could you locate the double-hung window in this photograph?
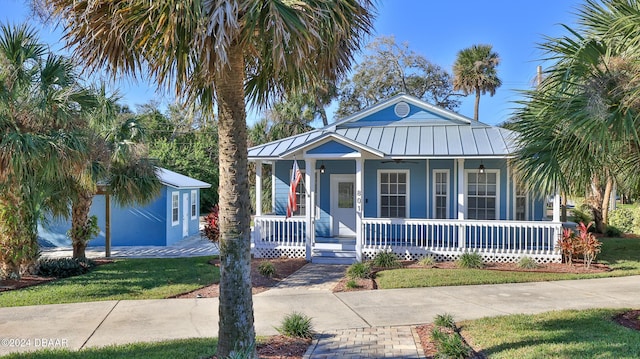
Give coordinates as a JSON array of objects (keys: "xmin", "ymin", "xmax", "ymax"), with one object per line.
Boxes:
[
  {"xmin": 433, "ymin": 170, "xmax": 449, "ymax": 219},
  {"xmin": 292, "ymin": 170, "xmax": 306, "ymax": 216},
  {"xmin": 171, "ymin": 192, "xmax": 179, "ymax": 225},
  {"xmin": 467, "ymin": 171, "xmax": 498, "ymax": 220},
  {"xmin": 379, "ymin": 170, "xmax": 409, "ymax": 218},
  {"xmin": 515, "ymin": 183, "xmax": 528, "ymax": 221},
  {"xmin": 191, "ymin": 190, "xmax": 197, "ymax": 219}
]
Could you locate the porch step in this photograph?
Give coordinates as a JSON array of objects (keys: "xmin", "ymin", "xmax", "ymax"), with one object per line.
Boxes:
[
  {"xmin": 311, "ymin": 249, "xmax": 357, "ymax": 265},
  {"xmin": 313, "ymin": 242, "xmax": 356, "ymax": 251}
]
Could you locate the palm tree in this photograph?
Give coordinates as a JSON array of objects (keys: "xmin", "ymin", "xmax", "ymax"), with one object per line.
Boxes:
[
  {"xmin": 452, "ymin": 44, "xmax": 502, "ymax": 121},
  {"xmin": 46, "ymin": 1, "xmax": 376, "ymax": 356},
  {"xmin": 68, "ymin": 88, "xmax": 161, "ymax": 260},
  {"xmin": 511, "ymin": 0, "xmax": 640, "ymax": 232},
  {"xmin": 0, "ymin": 24, "xmax": 92, "ymax": 279}
]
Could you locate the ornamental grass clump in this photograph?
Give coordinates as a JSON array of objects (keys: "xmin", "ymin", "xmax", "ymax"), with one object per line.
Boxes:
[
  {"xmin": 419, "ymin": 256, "xmax": 436, "ymax": 268},
  {"xmin": 456, "ymin": 252, "xmax": 484, "ymax": 269},
  {"xmin": 276, "ymin": 312, "xmax": 313, "ymax": 339},
  {"xmin": 347, "ymin": 261, "xmax": 371, "ymax": 279},
  {"xmin": 517, "ymin": 256, "xmax": 539, "ymax": 270},
  {"xmin": 430, "ymin": 313, "xmax": 471, "ymax": 359},
  {"xmin": 371, "ymin": 251, "xmax": 401, "ymax": 268}
]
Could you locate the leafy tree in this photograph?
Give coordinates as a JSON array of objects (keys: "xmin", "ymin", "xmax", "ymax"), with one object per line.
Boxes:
[
  {"xmin": 67, "ymin": 88, "xmax": 161, "ymax": 260},
  {"xmin": 0, "ymin": 24, "xmax": 92, "ymax": 279},
  {"xmin": 337, "ymin": 36, "xmax": 459, "ymax": 118},
  {"xmin": 453, "ymin": 44, "xmax": 501, "ymax": 121},
  {"xmin": 47, "ymin": 1, "xmax": 375, "ymax": 357},
  {"xmin": 138, "ymin": 102, "xmax": 219, "ymax": 210},
  {"xmin": 511, "ymin": 0, "xmax": 640, "ymax": 232}
]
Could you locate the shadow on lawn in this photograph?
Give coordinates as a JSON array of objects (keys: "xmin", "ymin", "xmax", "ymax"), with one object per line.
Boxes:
[{"xmin": 472, "ymin": 309, "xmax": 640, "ymax": 358}]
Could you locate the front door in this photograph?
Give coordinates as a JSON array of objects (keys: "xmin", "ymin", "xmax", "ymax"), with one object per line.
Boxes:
[
  {"xmin": 331, "ymin": 174, "xmax": 356, "ymax": 237},
  {"xmin": 182, "ymin": 193, "xmax": 189, "ymax": 237}
]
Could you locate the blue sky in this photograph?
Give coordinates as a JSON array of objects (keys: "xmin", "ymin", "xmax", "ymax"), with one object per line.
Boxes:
[{"xmin": 5, "ymin": 0, "xmax": 584, "ymax": 126}]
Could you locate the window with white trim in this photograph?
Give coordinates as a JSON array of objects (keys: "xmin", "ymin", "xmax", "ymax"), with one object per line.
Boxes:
[
  {"xmin": 467, "ymin": 171, "xmax": 498, "ymax": 220},
  {"xmin": 291, "ymin": 170, "xmax": 306, "ymax": 216},
  {"xmin": 171, "ymin": 192, "xmax": 179, "ymax": 225},
  {"xmin": 515, "ymin": 182, "xmax": 528, "ymax": 221},
  {"xmin": 433, "ymin": 170, "xmax": 449, "ymax": 219},
  {"xmin": 191, "ymin": 190, "xmax": 197, "ymax": 219},
  {"xmin": 379, "ymin": 170, "xmax": 409, "ymax": 218}
]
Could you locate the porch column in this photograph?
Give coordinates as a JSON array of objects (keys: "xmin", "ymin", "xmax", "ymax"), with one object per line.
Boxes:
[
  {"xmin": 255, "ymin": 160, "xmax": 262, "ymax": 216},
  {"xmin": 457, "ymin": 159, "xmax": 465, "ymax": 219},
  {"xmin": 552, "ymin": 190, "xmax": 561, "ymax": 222},
  {"xmin": 304, "ymin": 158, "xmax": 315, "ymax": 261},
  {"xmin": 355, "ymin": 158, "xmax": 363, "ymax": 262}
]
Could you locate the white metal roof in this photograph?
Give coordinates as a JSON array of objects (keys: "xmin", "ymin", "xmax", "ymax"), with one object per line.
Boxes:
[
  {"xmin": 157, "ymin": 167, "xmax": 211, "ymax": 189},
  {"xmin": 248, "ymin": 94, "xmax": 519, "ymax": 160}
]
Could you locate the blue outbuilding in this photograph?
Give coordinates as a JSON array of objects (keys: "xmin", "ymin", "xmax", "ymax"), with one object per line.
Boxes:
[{"xmin": 39, "ymin": 167, "xmax": 211, "ymax": 247}]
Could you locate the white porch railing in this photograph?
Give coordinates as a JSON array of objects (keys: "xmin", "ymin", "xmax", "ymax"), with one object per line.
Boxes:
[
  {"xmin": 362, "ymin": 218, "xmax": 562, "ymax": 263},
  {"xmin": 252, "ymin": 216, "xmax": 307, "ymax": 258},
  {"xmin": 252, "ymin": 216, "xmax": 563, "ymax": 263}
]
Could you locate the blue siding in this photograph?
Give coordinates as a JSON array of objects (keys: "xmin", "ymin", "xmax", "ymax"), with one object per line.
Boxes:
[
  {"xmin": 307, "ymin": 140, "xmax": 356, "ymax": 154},
  {"xmin": 363, "ymin": 160, "xmax": 427, "ymax": 218},
  {"xmin": 38, "ymin": 185, "xmax": 204, "ymax": 247}
]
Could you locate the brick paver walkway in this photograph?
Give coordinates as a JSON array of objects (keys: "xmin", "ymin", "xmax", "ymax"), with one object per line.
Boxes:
[{"xmin": 305, "ymin": 326, "xmax": 425, "ymax": 359}]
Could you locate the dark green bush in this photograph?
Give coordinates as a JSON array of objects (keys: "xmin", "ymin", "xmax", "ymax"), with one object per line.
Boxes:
[
  {"xmin": 37, "ymin": 257, "xmax": 95, "ymax": 278},
  {"xmin": 604, "ymin": 225, "xmax": 623, "ymax": 237},
  {"xmin": 257, "ymin": 261, "xmax": 277, "ymax": 278}
]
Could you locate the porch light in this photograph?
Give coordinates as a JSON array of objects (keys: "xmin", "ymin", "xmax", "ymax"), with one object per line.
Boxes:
[
  {"xmin": 320, "ymin": 162, "xmax": 326, "ymax": 174},
  {"xmin": 478, "ymin": 162, "xmax": 485, "ymax": 174}
]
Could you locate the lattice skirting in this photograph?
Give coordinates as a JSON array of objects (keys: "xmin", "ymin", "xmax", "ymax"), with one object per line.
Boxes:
[
  {"xmin": 253, "ymin": 244, "xmax": 306, "ymax": 259},
  {"xmin": 362, "ymin": 247, "xmax": 561, "ymax": 264}
]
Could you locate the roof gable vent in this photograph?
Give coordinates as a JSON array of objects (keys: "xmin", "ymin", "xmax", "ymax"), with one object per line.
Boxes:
[{"xmin": 394, "ymin": 101, "xmax": 410, "ymax": 118}]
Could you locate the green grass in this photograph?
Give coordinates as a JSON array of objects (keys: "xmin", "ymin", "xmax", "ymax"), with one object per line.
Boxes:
[
  {"xmin": 3, "ymin": 338, "xmax": 217, "ymax": 359},
  {"xmin": 0, "ymin": 257, "xmax": 219, "ymax": 307},
  {"xmin": 377, "ymin": 237, "xmax": 640, "ymax": 289},
  {"xmin": 462, "ymin": 309, "xmax": 640, "ymax": 358}
]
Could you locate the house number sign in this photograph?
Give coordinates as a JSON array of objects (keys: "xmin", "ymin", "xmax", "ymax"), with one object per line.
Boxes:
[{"xmin": 356, "ymin": 190, "xmax": 362, "ymax": 212}]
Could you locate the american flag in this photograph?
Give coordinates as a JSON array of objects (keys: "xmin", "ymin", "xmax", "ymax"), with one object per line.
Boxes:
[{"xmin": 286, "ymin": 160, "xmax": 302, "ymax": 218}]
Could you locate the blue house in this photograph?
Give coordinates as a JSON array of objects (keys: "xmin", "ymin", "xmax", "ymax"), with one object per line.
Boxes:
[
  {"xmin": 39, "ymin": 167, "xmax": 211, "ymax": 247},
  {"xmin": 249, "ymin": 94, "xmax": 563, "ymax": 264}
]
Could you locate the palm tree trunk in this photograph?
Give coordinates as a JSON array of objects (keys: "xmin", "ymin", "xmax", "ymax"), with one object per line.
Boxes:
[
  {"xmin": 474, "ymin": 86, "xmax": 481, "ymax": 121},
  {"xmin": 214, "ymin": 43, "xmax": 256, "ymax": 358},
  {"xmin": 602, "ymin": 176, "xmax": 614, "ymax": 226},
  {"xmin": 70, "ymin": 191, "xmax": 94, "ymax": 260}
]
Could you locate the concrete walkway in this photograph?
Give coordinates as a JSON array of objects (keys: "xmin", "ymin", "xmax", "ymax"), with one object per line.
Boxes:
[{"xmin": 2, "ymin": 256, "xmax": 640, "ymax": 357}]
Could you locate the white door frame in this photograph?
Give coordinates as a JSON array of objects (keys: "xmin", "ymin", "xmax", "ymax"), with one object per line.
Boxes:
[
  {"xmin": 330, "ymin": 174, "xmax": 356, "ymax": 237},
  {"xmin": 182, "ymin": 193, "xmax": 189, "ymax": 237}
]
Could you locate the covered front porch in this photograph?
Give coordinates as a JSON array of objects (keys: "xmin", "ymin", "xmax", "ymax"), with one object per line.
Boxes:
[{"xmin": 251, "ymin": 157, "xmax": 563, "ymax": 264}]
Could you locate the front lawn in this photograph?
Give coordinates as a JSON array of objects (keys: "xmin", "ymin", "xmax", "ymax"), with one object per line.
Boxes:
[
  {"xmin": 0, "ymin": 257, "xmax": 219, "ymax": 307},
  {"xmin": 376, "ymin": 237, "xmax": 640, "ymax": 289},
  {"xmin": 2, "ymin": 338, "xmax": 217, "ymax": 359},
  {"xmin": 462, "ymin": 309, "xmax": 640, "ymax": 358}
]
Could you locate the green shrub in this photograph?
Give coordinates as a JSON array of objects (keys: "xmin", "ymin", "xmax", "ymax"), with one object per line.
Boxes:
[
  {"xmin": 345, "ymin": 279, "xmax": 359, "ymax": 289},
  {"xmin": 604, "ymin": 225, "xmax": 623, "ymax": 237},
  {"xmin": 431, "ymin": 313, "xmax": 471, "ymax": 359},
  {"xmin": 517, "ymin": 256, "xmax": 539, "ymax": 269},
  {"xmin": 276, "ymin": 312, "xmax": 313, "ymax": 339},
  {"xmin": 456, "ymin": 252, "xmax": 484, "ymax": 269},
  {"xmin": 37, "ymin": 257, "xmax": 95, "ymax": 278},
  {"xmin": 431, "ymin": 329, "xmax": 471, "ymax": 359},
  {"xmin": 419, "ymin": 256, "xmax": 436, "ymax": 267},
  {"xmin": 257, "ymin": 261, "xmax": 277, "ymax": 278},
  {"xmin": 433, "ymin": 313, "xmax": 456, "ymax": 330},
  {"xmin": 371, "ymin": 251, "xmax": 400, "ymax": 268},
  {"xmin": 571, "ymin": 206, "xmax": 592, "ymax": 225},
  {"xmin": 347, "ymin": 261, "xmax": 371, "ymax": 279},
  {"xmin": 608, "ymin": 208, "xmax": 635, "ymax": 234}
]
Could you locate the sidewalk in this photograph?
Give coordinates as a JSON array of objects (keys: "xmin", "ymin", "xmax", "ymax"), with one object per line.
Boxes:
[{"xmin": 1, "ymin": 263, "xmax": 639, "ymax": 357}]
